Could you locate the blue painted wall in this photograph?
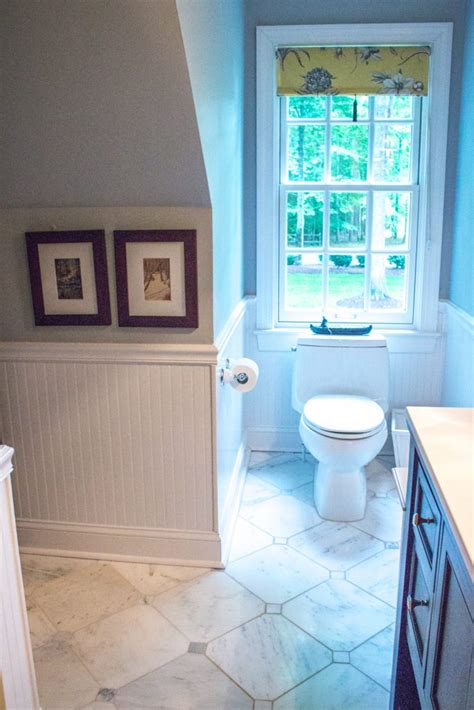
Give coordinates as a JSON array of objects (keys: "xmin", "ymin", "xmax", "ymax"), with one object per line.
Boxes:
[
  {"xmin": 449, "ymin": 0, "xmax": 474, "ymax": 315},
  {"xmin": 177, "ymin": 0, "xmax": 245, "ymax": 338}
]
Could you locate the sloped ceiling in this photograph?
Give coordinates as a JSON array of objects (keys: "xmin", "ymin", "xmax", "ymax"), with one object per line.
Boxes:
[{"xmin": 0, "ymin": 0, "xmax": 210, "ymax": 208}]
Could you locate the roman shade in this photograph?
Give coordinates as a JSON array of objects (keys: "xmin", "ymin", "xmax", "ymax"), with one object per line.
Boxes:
[{"xmin": 276, "ymin": 45, "xmax": 430, "ymax": 96}]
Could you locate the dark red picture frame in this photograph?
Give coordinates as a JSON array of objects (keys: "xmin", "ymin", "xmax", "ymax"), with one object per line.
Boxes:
[
  {"xmin": 26, "ymin": 230, "xmax": 111, "ymax": 326},
  {"xmin": 114, "ymin": 230, "xmax": 198, "ymax": 328}
]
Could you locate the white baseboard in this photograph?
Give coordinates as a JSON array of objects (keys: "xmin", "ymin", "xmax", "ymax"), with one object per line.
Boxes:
[
  {"xmin": 219, "ymin": 441, "xmax": 250, "ymax": 565},
  {"xmin": 17, "ymin": 519, "xmax": 223, "ymax": 568},
  {"xmin": 247, "ymin": 426, "xmax": 302, "ymax": 452},
  {"xmin": 247, "ymin": 425, "xmax": 394, "ymax": 456}
]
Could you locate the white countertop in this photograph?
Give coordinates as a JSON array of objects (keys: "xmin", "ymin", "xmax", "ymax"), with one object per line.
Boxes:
[{"xmin": 406, "ymin": 407, "xmax": 474, "ymax": 569}]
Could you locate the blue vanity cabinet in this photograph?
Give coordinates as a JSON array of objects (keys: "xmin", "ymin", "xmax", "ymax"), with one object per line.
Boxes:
[{"xmin": 391, "ymin": 431, "xmax": 473, "ymax": 710}]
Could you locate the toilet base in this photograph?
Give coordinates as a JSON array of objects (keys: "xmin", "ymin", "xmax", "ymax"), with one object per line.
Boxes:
[{"xmin": 314, "ymin": 462, "xmax": 367, "ymax": 522}]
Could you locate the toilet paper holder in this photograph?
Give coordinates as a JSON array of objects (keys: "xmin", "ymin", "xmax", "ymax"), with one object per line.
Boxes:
[
  {"xmin": 219, "ymin": 358, "xmax": 259, "ymax": 392},
  {"xmin": 220, "ymin": 358, "xmax": 249, "ymax": 385}
]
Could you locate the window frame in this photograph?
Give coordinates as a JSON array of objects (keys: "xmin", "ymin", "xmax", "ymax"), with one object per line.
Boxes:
[
  {"xmin": 279, "ymin": 95, "xmax": 421, "ymax": 324},
  {"xmin": 256, "ymin": 23, "xmax": 453, "ymax": 334}
]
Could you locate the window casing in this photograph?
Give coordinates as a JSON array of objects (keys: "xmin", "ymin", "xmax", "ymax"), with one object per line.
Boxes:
[{"xmin": 256, "ymin": 24, "xmax": 453, "ymax": 335}]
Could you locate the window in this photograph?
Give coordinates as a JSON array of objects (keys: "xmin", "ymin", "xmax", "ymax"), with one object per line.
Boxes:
[
  {"xmin": 256, "ymin": 24, "xmax": 453, "ymax": 334},
  {"xmin": 280, "ymin": 94, "xmax": 420, "ymax": 324}
]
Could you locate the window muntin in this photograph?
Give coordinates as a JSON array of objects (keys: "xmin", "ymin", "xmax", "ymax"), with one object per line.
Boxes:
[{"xmin": 279, "ymin": 94, "xmax": 420, "ymax": 324}]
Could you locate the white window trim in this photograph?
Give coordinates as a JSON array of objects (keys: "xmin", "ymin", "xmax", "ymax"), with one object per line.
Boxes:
[{"xmin": 256, "ymin": 22, "xmax": 453, "ymax": 343}]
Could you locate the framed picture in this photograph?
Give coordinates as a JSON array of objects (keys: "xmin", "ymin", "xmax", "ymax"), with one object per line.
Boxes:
[
  {"xmin": 26, "ymin": 230, "xmax": 111, "ymax": 326},
  {"xmin": 114, "ymin": 230, "xmax": 198, "ymax": 328}
]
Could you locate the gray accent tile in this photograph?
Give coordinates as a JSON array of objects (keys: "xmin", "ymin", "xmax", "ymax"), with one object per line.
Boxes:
[
  {"xmin": 188, "ymin": 641, "xmax": 207, "ymax": 654},
  {"xmin": 333, "ymin": 651, "xmax": 350, "ymax": 663}
]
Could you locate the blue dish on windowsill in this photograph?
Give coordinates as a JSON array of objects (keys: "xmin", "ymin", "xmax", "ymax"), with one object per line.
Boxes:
[{"xmin": 310, "ymin": 317, "xmax": 373, "ymax": 336}]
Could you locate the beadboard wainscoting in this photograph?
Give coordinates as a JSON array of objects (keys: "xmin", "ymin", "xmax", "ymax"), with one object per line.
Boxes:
[
  {"xmin": 214, "ymin": 298, "xmax": 252, "ymax": 562},
  {"xmin": 0, "ymin": 343, "xmax": 223, "ymax": 566},
  {"xmin": 244, "ymin": 300, "xmax": 445, "ymax": 452},
  {"xmin": 440, "ymin": 300, "xmax": 474, "ymax": 406}
]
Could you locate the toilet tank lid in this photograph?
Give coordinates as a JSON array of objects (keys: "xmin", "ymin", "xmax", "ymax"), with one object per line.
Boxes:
[{"xmin": 297, "ymin": 333, "xmax": 387, "ymax": 348}]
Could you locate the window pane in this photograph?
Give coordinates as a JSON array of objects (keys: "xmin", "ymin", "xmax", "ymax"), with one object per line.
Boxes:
[
  {"xmin": 331, "ymin": 125, "xmax": 368, "ymax": 182},
  {"xmin": 287, "ymin": 192, "xmax": 324, "ymax": 248},
  {"xmin": 370, "ymin": 255, "xmax": 407, "ymax": 310},
  {"xmin": 331, "ymin": 96, "xmax": 369, "ymax": 120},
  {"xmin": 372, "ymin": 192, "xmax": 410, "ymax": 249},
  {"xmin": 328, "ymin": 255, "xmax": 365, "ymax": 312},
  {"xmin": 374, "ymin": 96, "xmax": 413, "ymax": 120},
  {"xmin": 329, "ymin": 192, "xmax": 367, "ymax": 248},
  {"xmin": 373, "ymin": 124, "xmax": 412, "ymax": 183},
  {"xmin": 288, "ymin": 125, "xmax": 325, "ymax": 182},
  {"xmin": 286, "ymin": 254, "xmax": 323, "ymax": 309},
  {"xmin": 288, "ymin": 96, "xmax": 326, "ymax": 120}
]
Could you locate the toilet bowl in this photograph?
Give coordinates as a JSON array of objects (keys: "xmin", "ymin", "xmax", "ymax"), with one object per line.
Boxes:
[
  {"xmin": 291, "ymin": 333, "xmax": 390, "ymax": 522},
  {"xmin": 299, "ymin": 394, "xmax": 387, "ymax": 521}
]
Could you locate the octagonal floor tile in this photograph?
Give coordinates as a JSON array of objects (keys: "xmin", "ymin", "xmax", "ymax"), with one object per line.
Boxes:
[
  {"xmin": 367, "ymin": 459, "xmax": 397, "ymax": 495},
  {"xmin": 241, "ymin": 495, "xmax": 321, "ymax": 538},
  {"xmin": 241, "ymin": 475, "xmax": 280, "ymax": 508},
  {"xmin": 227, "ymin": 545, "xmax": 328, "ymax": 603},
  {"xmin": 273, "ymin": 663, "xmax": 389, "ymax": 709},
  {"xmin": 351, "ymin": 623, "xmax": 395, "ymax": 690},
  {"xmin": 351, "ymin": 497, "xmax": 403, "ymax": 543},
  {"xmin": 151, "ymin": 571, "xmax": 264, "ymax": 642},
  {"xmin": 71, "ymin": 604, "xmax": 188, "ymax": 689},
  {"xmin": 32, "ymin": 564, "xmax": 142, "ymax": 633},
  {"xmin": 289, "ymin": 521, "xmax": 384, "ymax": 571},
  {"xmin": 114, "ymin": 653, "xmax": 252, "ymax": 709},
  {"xmin": 283, "ymin": 580, "xmax": 394, "ymax": 651},
  {"xmin": 346, "ymin": 548, "xmax": 400, "ymax": 606},
  {"xmin": 228, "ymin": 517, "xmax": 273, "ymax": 563},
  {"xmin": 251, "ymin": 458, "xmax": 313, "ymax": 492},
  {"xmin": 207, "ymin": 614, "xmax": 331, "ymax": 700}
]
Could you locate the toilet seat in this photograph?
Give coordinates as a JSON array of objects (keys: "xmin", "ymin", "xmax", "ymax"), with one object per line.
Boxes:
[{"xmin": 302, "ymin": 395, "xmax": 386, "ymax": 440}]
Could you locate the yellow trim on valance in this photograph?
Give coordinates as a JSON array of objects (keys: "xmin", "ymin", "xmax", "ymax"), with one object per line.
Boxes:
[{"xmin": 276, "ymin": 46, "xmax": 430, "ymax": 96}]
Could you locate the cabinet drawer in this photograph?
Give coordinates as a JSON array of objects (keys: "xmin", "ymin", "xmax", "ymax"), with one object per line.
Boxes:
[
  {"xmin": 406, "ymin": 537, "xmax": 433, "ymax": 688},
  {"xmin": 412, "ymin": 459, "xmax": 441, "ymax": 576}
]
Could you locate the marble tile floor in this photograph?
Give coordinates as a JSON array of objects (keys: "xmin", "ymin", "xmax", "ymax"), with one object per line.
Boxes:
[{"xmin": 23, "ymin": 450, "xmax": 402, "ymax": 709}]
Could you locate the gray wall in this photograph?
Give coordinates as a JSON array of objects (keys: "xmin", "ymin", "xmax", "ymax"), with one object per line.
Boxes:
[
  {"xmin": 0, "ymin": 0, "xmax": 209, "ymax": 208},
  {"xmin": 0, "ymin": 0, "xmax": 215, "ymax": 343},
  {"xmin": 177, "ymin": 0, "xmax": 245, "ymax": 338},
  {"xmin": 243, "ymin": 0, "xmax": 468, "ymax": 299}
]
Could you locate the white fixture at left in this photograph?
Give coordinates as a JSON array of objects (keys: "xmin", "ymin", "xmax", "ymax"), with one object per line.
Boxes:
[{"xmin": 0, "ymin": 445, "xmax": 39, "ymax": 709}]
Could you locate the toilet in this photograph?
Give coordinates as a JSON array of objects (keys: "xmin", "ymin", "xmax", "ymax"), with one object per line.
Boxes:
[{"xmin": 292, "ymin": 333, "xmax": 389, "ymax": 522}]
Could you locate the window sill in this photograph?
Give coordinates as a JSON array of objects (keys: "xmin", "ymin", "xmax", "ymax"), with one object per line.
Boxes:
[{"xmin": 255, "ymin": 327, "xmax": 442, "ymax": 353}]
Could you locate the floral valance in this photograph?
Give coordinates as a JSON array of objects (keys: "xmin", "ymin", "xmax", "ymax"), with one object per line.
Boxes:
[{"xmin": 276, "ymin": 45, "xmax": 430, "ymax": 97}]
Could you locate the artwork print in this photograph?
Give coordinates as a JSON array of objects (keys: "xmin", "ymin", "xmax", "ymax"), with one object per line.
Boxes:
[
  {"xmin": 25, "ymin": 230, "xmax": 111, "ymax": 326},
  {"xmin": 143, "ymin": 258, "xmax": 171, "ymax": 301},
  {"xmin": 55, "ymin": 258, "xmax": 84, "ymax": 299}
]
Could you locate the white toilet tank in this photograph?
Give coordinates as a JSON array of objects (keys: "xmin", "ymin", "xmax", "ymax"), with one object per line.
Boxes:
[{"xmin": 292, "ymin": 333, "xmax": 389, "ymax": 414}]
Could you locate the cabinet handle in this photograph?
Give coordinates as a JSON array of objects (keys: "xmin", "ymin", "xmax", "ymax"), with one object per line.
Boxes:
[
  {"xmin": 412, "ymin": 513, "xmax": 435, "ymax": 527},
  {"xmin": 407, "ymin": 594, "xmax": 429, "ymax": 612}
]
